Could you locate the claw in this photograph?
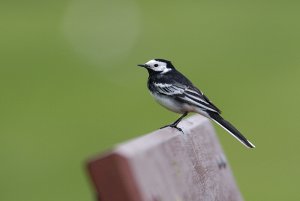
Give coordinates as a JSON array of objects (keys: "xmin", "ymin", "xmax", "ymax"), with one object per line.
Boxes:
[
  {"xmin": 170, "ymin": 125, "xmax": 182, "ymax": 132},
  {"xmin": 159, "ymin": 113, "xmax": 187, "ymax": 134},
  {"xmin": 160, "ymin": 124, "xmax": 184, "ymax": 134},
  {"xmin": 160, "ymin": 125, "xmax": 169, "ymax": 129}
]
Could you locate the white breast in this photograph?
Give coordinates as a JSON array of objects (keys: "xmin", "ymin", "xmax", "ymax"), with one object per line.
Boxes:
[{"xmin": 151, "ymin": 93, "xmax": 185, "ymax": 114}]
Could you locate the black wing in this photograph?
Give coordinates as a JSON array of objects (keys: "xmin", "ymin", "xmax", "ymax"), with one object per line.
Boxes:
[{"xmin": 152, "ymin": 82, "xmax": 221, "ymax": 114}]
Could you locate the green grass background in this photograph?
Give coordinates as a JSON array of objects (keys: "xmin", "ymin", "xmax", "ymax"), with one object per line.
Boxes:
[{"xmin": 1, "ymin": 0, "xmax": 300, "ymax": 200}]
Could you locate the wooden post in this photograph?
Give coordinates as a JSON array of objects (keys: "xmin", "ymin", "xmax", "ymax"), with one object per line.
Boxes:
[{"xmin": 87, "ymin": 115, "xmax": 243, "ymax": 201}]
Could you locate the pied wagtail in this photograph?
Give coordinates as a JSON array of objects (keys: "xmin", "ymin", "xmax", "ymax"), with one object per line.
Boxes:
[{"xmin": 138, "ymin": 59, "xmax": 255, "ymax": 148}]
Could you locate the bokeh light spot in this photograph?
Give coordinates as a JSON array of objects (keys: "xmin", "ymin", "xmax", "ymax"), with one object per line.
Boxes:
[{"xmin": 62, "ymin": 0, "xmax": 140, "ymax": 66}]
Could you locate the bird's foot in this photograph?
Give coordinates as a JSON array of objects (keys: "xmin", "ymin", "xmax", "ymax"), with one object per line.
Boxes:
[
  {"xmin": 160, "ymin": 124, "xmax": 184, "ymax": 133},
  {"xmin": 170, "ymin": 125, "xmax": 184, "ymax": 133}
]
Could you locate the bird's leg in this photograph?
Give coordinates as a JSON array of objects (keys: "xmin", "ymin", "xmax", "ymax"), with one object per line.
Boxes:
[{"xmin": 160, "ymin": 112, "xmax": 188, "ymax": 132}]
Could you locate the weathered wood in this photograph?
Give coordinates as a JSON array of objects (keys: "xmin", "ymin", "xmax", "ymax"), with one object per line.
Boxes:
[{"xmin": 87, "ymin": 115, "xmax": 243, "ymax": 201}]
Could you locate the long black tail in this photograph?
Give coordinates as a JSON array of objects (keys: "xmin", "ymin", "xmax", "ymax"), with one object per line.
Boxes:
[{"xmin": 208, "ymin": 112, "xmax": 255, "ymax": 148}]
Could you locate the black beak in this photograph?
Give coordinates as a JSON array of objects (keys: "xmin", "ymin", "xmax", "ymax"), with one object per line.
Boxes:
[{"xmin": 137, "ymin": 64, "xmax": 149, "ymax": 68}]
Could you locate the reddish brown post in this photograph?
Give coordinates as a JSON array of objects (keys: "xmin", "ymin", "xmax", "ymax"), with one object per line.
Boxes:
[{"xmin": 87, "ymin": 115, "xmax": 243, "ymax": 201}]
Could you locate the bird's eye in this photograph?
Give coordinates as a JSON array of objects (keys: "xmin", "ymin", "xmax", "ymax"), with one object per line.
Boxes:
[{"xmin": 154, "ymin": 64, "xmax": 159, "ymax": 67}]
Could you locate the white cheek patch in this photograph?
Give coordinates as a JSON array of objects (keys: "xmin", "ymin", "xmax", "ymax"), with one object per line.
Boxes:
[
  {"xmin": 161, "ymin": 67, "xmax": 171, "ymax": 74},
  {"xmin": 152, "ymin": 65, "xmax": 166, "ymax": 72},
  {"xmin": 146, "ymin": 60, "xmax": 170, "ymax": 73}
]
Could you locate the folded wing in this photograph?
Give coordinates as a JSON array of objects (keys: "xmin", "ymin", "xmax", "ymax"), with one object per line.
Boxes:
[{"xmin": 153, "ymin": 82, "xmax": 221, "ymax": 114}]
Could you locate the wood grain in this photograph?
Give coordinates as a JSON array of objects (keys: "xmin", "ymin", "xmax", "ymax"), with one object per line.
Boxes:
[{"xmin": 87, "ymin": 114, "xmax": 243, "ymax": 201}]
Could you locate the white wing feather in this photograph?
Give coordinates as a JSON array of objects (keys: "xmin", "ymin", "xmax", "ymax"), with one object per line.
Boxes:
[{"xmin": 153, "ymin": 82, "xmax": 218, "ymax": 113}]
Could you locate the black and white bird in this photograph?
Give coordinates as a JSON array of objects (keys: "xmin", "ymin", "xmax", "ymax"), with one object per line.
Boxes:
[{"xmin": 138, "ymin": 59, "xmax": 255, "ymax": 148}]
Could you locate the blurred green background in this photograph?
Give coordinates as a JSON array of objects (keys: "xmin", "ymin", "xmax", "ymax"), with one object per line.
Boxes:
[{"xmin": 1, "ymin": 0, "xmax": 299, "ymax": 200}]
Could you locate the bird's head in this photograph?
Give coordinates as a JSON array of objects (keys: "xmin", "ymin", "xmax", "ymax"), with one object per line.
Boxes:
[{"xmin": 138, "ymin": 59, "xmax": 175, "ymax": 74}]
